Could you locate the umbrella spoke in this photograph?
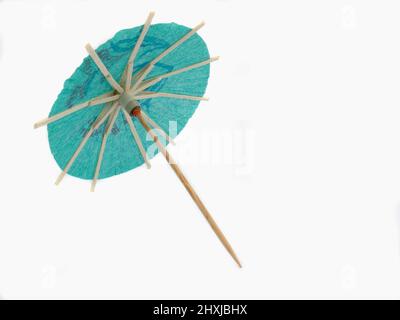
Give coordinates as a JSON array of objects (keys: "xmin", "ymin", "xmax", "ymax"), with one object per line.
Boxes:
[
  {"xmin": 130, "ymin": 64, "xmax": 154, "ymax": 92},
  {"xmin": 90, "ymin": 106, "xmax": 121, "ymax": 191},
  {"xmin": 120, "ymin": 57, "xmax": 146, "ymax": 89},
  {"xmin": 149, "ymin": 21, "xmax": 205, "ymax": 67},
  {"xmin": 125, "ymin": 12, "xmax": 155, "ymax": 90},
  {"xmin": 135, "ymin": 91, "xmax": 208, "ymax": 101},
  {"xmin": 85, "ymin": 44, "xmax": 124, "ymax": 93},
  {"xmin": 34, "ymin": 92, "xmax": 120, "ymax": 129},
  {"xmin": 134, "ymin": 57, "xmax": 219, "ymax": 93},
  {"xmin": 140, "ymin": 110, "xmax": 176, "ymax": 145},
  {"xmin": 131, "ymin": 76, "xmax": 162, "ymax": 93},
  {"xmin": 122, "ymin": 108, "xmax": 151, "ymax": 169},
  {"xmin": 55, "ymin": 102, "xmax": 118, "ymax": 185},
  {"xmin": 130, "ymin": 21, "xmax": 205, "ymax": 90},
  {"xmin": 135, "ymin": 109, "xmax": 242, "ymax": 268}
]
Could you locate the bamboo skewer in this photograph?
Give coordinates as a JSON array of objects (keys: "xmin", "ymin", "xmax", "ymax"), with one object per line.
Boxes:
[
  {"xmin": 134, "ymin": 108, "xmax": 241, "ymax": 268},
  {"xmin": 135, "ymin": 92, "xmax": 208, "ymax": 101},
  {"xmin": 90, "ymin": 106, "xmax": 121, "ymax": 192},
  {"xmin": 55, "ymin": 103, "xmax": 118, "ymax": 185},
  {"xmin": 122, "ymin": 108, "xmax": 151, "ymax": 169},
  {"xmin": 85, "ymin": 44, "xmax": 124, "ymax": 93},
  {"xmin": 140, "ymin": 110, "xmax": 176, "ymax": 145},
  {"xmin": 135, "ymin": 57, "xmax": 219, "ymax": 93},
  {"xmin": 34, "ymin": 93, "xmax": 119, "ymax": 129},
  {"xmin": 125, "ymin": 11, "xmax": 155, "ymax": 90}
]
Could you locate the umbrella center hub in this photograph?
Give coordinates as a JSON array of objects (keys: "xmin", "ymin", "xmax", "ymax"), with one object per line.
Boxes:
[{"xmin": 119, "ymin": 92, "xmax": 139, "ymax": 114}]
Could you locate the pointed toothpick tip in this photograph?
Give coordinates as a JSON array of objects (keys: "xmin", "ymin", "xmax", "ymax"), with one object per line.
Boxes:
[
  {"xmin": 211, "ymin": 56, "xmax": 220, "ymax": 62},
  {"xmin": 232, "ymin": 254, "xmax": 242, "ymax": 268},
  {"xmin": 149, "ymin": 11, "xmax": 156, "ymax": 17},
  {"xmin": 33, "ymin": 123, "xmax": 39, "ymax": 129}
]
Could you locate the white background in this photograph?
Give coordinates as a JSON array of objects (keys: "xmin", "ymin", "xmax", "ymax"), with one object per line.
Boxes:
[{"xmin": 1, "ymin": 0, "xmax": 400, "ymax": 299}]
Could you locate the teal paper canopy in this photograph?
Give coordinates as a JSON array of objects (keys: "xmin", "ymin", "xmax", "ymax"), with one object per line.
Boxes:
[{"xmin": 47, "ymin": 23, "xmax": 210, "ymax": 180}]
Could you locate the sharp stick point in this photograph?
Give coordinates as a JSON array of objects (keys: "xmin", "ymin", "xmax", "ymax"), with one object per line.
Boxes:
[{"xmin": 136, "ymin": 112, "xmax": 242, "ymax": 268}]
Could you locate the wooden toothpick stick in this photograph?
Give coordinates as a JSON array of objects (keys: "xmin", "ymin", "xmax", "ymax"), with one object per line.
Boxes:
[
  {"xmin": 85, "ymin": 44, "xmax": 124, "ymax": 93},
  {"xmin": 134, "ymin": 57, "xmax": 219, "ymax": 93},
  {"xmin": 135, "ymin": 92, "xmax": 208, "ymax": 101},
  {"xmin": 140, "ymin": 109, "xmax": 176, "ymax": 145},
  {"xmin": 125, "ymin": 11, "xmax": 155, "ymax": 90},
  {"xmin": 34, "ymin": 92, "xmax": 119, "ymax": 129},
  {"xmin": 134, "ymin": 108, "xmax": 241, "ymax": 267},
  {"xmin": 122, "ymin": 108, "xmax": 151, "ymax": 169},
  {"xmin": 90, "ymin": 106, "xmax": 121, "ymax": 192},
  {"xmin": 55, "ymin": 103, "xmax": 118, "ymax": 185}
]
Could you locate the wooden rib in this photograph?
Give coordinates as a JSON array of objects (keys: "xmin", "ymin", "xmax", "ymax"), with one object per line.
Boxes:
[
  {"xmin": 122, "ymin": 108, "xmax": 151, "ymax": 168},
  {"xmin": 131, "ymin": 76, "xmax": 162, "ymax": 94},
  {"xmin": 140, "ymin": 109, "xmax": 176, "ymax": 145},
  {"xmin": 135, "ymin": 91, "xmax": 208, "ymax": 101},
  {"xmin": 125, "ymin": 12, "xmax": 155, "ymax": 90},
  {"xmin": 148, "ymin": 21, "xmax": 205, "ymax": 67},
  {"xmin": 129, "ymin": 22, "xmax": 205, "ymax": 91},
  {"xmin": 55, "ymin": 103, "xmax": 118, "ymax": 185},
  {"xmin": 90, "ymin": 106, "xmax": 120, "ymax": 192},
  {"xmin": 34, "ymin": 93, "xmax": 119, "ymax": 129},
  {"xmin": 85, "ymin": 43, "xmax": 124, "ymax": 93},
  {"xmin": 120, "ymin": 60, "xmax": 145, "ymax": 89},
  {"xmin": 134, "ymin": 57, "xmax": 219, "ymax": 93},
  {"xmin": 130, "ymin": 64, "xmax": 154, "ymax": 92},
  {"xmin": 136, "ymin": 110, "xmax": 241, "ymax": 268}
]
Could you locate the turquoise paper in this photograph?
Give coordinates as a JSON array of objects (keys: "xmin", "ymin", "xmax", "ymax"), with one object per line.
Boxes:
[{"xmin": 47, "ymin": 23, "xmax": 210, "ymax": 180}]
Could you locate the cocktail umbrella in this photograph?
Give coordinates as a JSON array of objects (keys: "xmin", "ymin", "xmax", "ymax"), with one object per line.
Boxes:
[{"xmin": 34, "ymin": 12, "xmax": 241, "ymax": 267}]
